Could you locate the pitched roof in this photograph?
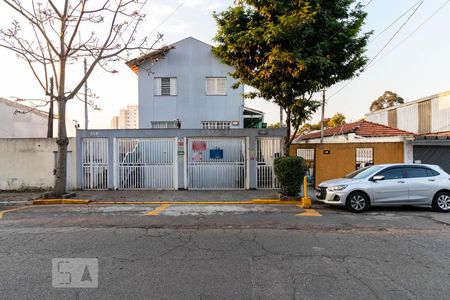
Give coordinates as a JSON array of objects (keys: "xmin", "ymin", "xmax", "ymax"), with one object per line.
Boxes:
[
  {"xmin": 0, "ymin": 97, "xmax": 57, "ymax": 119},
  {"xmin": 295, "ymin": 120, "xmax": 414, "ymax": 142},
  {"xmin": 126, "ymin": 37, "xmax": 213, "ymax": 75},
  {"xmin": 415, "ymin": 131, "xmax": 450, "ymax": 140}
]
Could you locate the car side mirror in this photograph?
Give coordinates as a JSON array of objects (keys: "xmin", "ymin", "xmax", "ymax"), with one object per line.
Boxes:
[{"xmin": 372, "ymin": 175, "xmax": 385, "ymax": 181}]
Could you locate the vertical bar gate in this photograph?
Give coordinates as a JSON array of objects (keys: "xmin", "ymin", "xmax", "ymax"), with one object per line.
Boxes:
[
  {"xmin": 256, "ymin": 138, "xmax": 282, "ymax": 189},
  {"xmin": 187, "ymin": 138, "xmax": 246, "ymax": 189},
  {"xmin": 116, "ymin": 138, "xmax": 175, "ymax": 190},
  {"xmin": 82, "ymin": 138, "xmax": 109, "ymax": 190}
]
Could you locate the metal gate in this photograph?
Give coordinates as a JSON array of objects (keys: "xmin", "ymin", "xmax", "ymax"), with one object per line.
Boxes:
[
  {"xmin": 82, "ymin": 138, "xmax": 108, "ymax": 190},
  {"xmin": 187, "ymin": 138, "xmax": 246, "ymax": 189},
  {"xmin": 257, "ymin": 138, "xmax": 282, "ymax": 189},
  {"xmin": 116, "ymin": 138, "xmax": 175, "ymax": 190}
]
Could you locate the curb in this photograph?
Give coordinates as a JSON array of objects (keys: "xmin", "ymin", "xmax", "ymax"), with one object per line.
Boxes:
[
  {"xmin": 32, "ymin": 199, "xmax": 91, "ymax": 205},
  {"xmin": 31, "ymin": 199, "xmax": 303, "ymax": 206}
]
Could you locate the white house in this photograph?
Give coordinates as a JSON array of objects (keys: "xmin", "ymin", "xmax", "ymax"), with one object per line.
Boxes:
[{"xmin": 126, "ymin": 37, "xmax": 249, "ymax": 129}]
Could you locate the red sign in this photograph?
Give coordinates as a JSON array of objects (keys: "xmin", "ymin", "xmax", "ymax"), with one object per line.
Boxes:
[{"xmin": 192, "ymin": 141, "xmax": 206, "ymax": 151}]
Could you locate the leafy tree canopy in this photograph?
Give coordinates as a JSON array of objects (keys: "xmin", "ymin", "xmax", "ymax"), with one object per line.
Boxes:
[
  {"xmin": 214, "ymin": 0, "xmax": 371, "ymax": 153},
  {"xmin": 370, "ymin": 91, "xmax": 404, "ymax": 112}
]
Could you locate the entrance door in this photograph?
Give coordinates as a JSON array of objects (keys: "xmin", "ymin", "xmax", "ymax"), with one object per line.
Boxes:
[
  {"xmin": 256, "ymin": 138, "xmax": 282, "ymax": 189},
  {"xmin": 187, "ymin": 138, "xmax": 246, "ymax": 189},
  {"xmin": 116, "ymin": 138, "xmax": 175, "ymax": 190},
  {"xmin": 82, "ymin": 138, "xmax": 108, "ymax": 190}
]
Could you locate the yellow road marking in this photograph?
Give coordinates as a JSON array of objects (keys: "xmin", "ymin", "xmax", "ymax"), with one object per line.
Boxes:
[
  {"xmin": 146, "ymin": 204, "xmax": 171, "ymax": 216},
  {"xmin": 0, "ymin": 206, "xmax": 31, "ymax": 219},
  {"xmin": 297, "ymin": 208, "xmax": 322, "ymax": 217}
]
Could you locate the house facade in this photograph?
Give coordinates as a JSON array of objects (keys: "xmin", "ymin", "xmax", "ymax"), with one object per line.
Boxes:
[
  {"xmin": 126, "ymin": 37, "xmax": 245, "ymax": 129},
  {"xmin": 290, "ymin": 120, "xmax": 415, "ymax": 187},
  {"xmin": 366, "ymin": 91, "xmax": 450, "ymax": 172}
]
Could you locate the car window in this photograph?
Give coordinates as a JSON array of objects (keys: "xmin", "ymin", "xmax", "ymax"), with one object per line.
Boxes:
[
  {"xmin": 426, "ymin": 168, "xmax": 440, "ymax": 176},
  {"xmin": 377, "ymin": 167, "xmax": 404, "ymax": 180},
  {"xmin": 344, "ymin": 166, "xmax": 384, "ymax": 179},
  {"xmin": 406, "ymin": 167, "xmax": 429, "ymax": 178}
]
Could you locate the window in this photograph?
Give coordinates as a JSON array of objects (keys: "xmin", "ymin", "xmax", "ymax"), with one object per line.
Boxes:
[
  {"xmin": 406, "ymin": 167, "xmax": 434, "ymax": 178},
  {"xmin": 151, "ymin": 121, "xmax": 178, "ymax": 129},
  {"xmin": 297, "ymin": 149, "xmax": 314, "ymax": 161},
  {"xmin": 155, "ymin": 77, "xmax": 177, "ymax": 96},
  {"xmin": 202, "ymin": 121, "xmax": 231, "ymax": 129},
  {"xmin": 206, "ymin": 77, "xmax": 226, "ymax": 95},
  {"xmin": 377, "ymin": 167, "xmax": 404, "ymax": 180},
  {"xmin": 356, "ymin": 148, "xmax": 373, "ymax": 170}
]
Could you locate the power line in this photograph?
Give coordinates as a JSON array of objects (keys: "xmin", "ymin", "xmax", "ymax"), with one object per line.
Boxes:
[
  {"xmin": 366, "ymin": 0, "xmax": 424, "ymax": 67},
  {"xmin": 369, "ymin": 0, "xmax": 423, "ymax": 43},
  {"xmin": 369, "ymin": 0, "xmax": 450, "ymax": 68},
  {"xmin": 328, "ymin": 0, "xmax": 425, "ymax": 100}
]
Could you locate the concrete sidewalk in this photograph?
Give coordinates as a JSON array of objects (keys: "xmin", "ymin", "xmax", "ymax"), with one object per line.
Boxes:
[
  {"xmin": 0, "ymin": 192, "xmax": 42, "ymax": 206},
  {"xmin": 72, "ymin": 190, "xmax": 282, "ymax": 202}
]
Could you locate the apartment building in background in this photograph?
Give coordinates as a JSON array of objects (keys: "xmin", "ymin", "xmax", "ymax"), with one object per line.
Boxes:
[{"xmin": 110, "ymin": 105, "xmax": 138, "ymax": 129}]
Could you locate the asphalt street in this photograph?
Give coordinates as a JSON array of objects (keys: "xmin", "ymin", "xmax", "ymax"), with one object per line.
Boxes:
[{"xmin": 0, "ymin": 203, "xmax": 449, "ymax": 299}]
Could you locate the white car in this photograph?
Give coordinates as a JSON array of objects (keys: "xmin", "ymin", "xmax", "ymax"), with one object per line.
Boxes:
[{"xmin": 315, "ymin": 164, "xmax": 450, "ymax": 213}]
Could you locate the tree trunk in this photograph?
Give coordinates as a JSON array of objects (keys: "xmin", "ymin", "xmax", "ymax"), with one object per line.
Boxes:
[
  {"xmin": 284, "ymin": 109, "xmax": 291, "ymax": 156},
  {"xmin": 54, "ymin": 56, "xmax": 68, "ymax": 196}
]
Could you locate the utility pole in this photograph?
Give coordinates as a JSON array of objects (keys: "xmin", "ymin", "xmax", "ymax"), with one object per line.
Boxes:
[
  {"xmin": 47, "ymin": 77, "xmax": 54, "ymax": 138},
  {"xmin": 84, "ymin": 58, "xmax": 88, "ymax": 130},
  {"xmin": 320, "ymin": 89, "xmax": 326, "ymax": 144}
]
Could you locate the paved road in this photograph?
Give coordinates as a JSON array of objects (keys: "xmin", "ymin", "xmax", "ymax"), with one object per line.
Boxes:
[{"xmin": 0, "ymin": 203, "xmax": 449, "ymax": 299}]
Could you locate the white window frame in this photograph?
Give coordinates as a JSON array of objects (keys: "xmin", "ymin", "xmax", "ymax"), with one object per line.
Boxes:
[
  {"xmin": 206, "ymin": 77, "xmax": 227, "ymax": 96},
  {"xmin": 201, "ymin": 121, "xmax": 231, "ymax": 129},
  {"xmin": 155, "ymin": 77, "xmax": 177, "ymax": 96},
  {"xmin": 151, "ymin": 121, "xmax": 178, "ymax": 129}
]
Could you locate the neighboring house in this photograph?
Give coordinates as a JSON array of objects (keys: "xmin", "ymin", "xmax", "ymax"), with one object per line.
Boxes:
[
  {"xmin": 290, "ymin": 120, "xmax": 415, "ymax": 187},
  {"xmin": 366, "ymin": 90, "xmax": 450, "ymax": 172},
  {"xmin": 110, "ymin": 105, "xmax": 139, "ymax": 129},
  {"xmin": 365, "ymin": 90, "xmax": 450, "ymax": 135},
  {"xmin": 243, "ymin": 106, "xmax": 265, "ymax": 128},
  {"xmin": 126, "ymin": 37, "xmax": 247, "ymax": 129}
]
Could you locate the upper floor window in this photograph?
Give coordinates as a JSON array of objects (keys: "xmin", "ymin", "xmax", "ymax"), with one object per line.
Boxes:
[
  {"xmin": 206, "ymin": 77, "xmax": 226, "ymax": 95},
  {"xmin": 151, "ymin": 121, "xmax": 179, "ymax": 129},
  {"xmin": 202, "ymin": 121, "xmax": 231, "ymax": 129},
  {"xmin": 155, "ymin": 77, "xmax": 177, "ymax": 96}
]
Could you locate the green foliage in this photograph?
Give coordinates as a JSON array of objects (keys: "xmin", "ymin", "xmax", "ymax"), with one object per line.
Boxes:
[
  {"xmin": 327, "ymin": 112, "xmax": 346, "ymax": 127},
  {"xmin": 274, "ymin": 156, "xmax": 307, "ymax": 197},
  {"xmin": 268, "ymin": 122, "xmax": 281, "ymax": 128},
  {"xmin": 370, "ymin": 91, "xmax": 404, "ymax": 112},
  {"xmin": 213, "ymin": 0, "xmax": 371, "ymax": 153}
]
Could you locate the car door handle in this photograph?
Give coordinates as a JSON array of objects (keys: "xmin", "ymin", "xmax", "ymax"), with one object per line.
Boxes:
[
  {"xmin": 397, "ymin": 180, "xmax": 405, "ymax": 183},
  {"xmin": 428, "ymin": 179, "xmax": 436, "ymax": 182}
]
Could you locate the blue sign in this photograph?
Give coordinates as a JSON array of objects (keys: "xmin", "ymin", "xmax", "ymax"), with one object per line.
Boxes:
[{"xmin": 209, "ymin": 148, "xmax": 223, "ymax": 159}]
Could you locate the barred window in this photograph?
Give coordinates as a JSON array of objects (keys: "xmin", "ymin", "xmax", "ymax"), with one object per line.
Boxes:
[
  {"xmin": 151, "ymin": 121, "xmax": 178, "ymax": 129},
  {"xmin": 201, "ymin": 121, "xmax": 231, "ymax": 129},
  {"xmin": 356, "ymin": 148, "xmax": 373, "ymax": 170}
]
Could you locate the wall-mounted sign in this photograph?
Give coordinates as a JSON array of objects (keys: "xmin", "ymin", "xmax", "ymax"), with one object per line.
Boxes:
[
  {"xmin": 258, "ymin": 130, "xmax": 268, "ymax": 136},
  {"xmin": 210, "ymin": 148, "xmax": 224, "ymax": 159},
  {"xmin": 177, "ymin": 150, "xmax": 185, "ymax": 155},
  {"xmin": 323, "ymin": 150, "xmax": 331, "ymax": 155},
  {"xmin": 177, "ymin": 138, "xmax": 184, "ymax": 147},
  {"xmin": 231, "ymin": 120, "xmax": 239, "ymax": 126},
  {"xmin": 192, "ymin": 141, "xmax": 206, "ymax": 151}
]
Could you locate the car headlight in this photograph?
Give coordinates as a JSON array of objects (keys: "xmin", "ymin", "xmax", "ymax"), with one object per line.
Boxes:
[{"xmin": 327, "ymin": 185, "xmax": 348, "ymax": 191}]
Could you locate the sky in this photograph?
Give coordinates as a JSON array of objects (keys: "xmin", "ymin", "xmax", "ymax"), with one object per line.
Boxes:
[{"xmin": 0, "ymin": 0, "xmax": 449, "ymax": 129}]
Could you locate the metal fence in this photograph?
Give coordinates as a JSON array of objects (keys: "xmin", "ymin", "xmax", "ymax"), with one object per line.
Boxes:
[
  {"xmin": 82, "ymin": 138, "xmax": 108, "ymax": 190},
  {"xmin": 256, "ymin": 138, "xmax": 282, "ymax": 189},
  {"xmin": 187, "ymin": 138, "xmax": 245, "ymax": 189},
  {"xmin": 116, "ymin": 138, "xmax": 175, "ymax": 190}
]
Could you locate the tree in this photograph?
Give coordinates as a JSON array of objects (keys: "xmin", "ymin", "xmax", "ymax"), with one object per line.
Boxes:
[
  {"xmin": 370, "ymin": 91, "xmax": 404, "ymax": 112},
  {"xmin": 0, "ymin": 0, "xmax": 161, "ymax": 196},
  {"xmin": 327, "ymin": 112, "xmax": 346, "ymax": 128},
  {"xmin": 267, "ymin": 122, "xmax": 281, "ymax": 129},
  {"xmin": 214, "ymin": 0, "xmax": 371, "ymax": 154}
]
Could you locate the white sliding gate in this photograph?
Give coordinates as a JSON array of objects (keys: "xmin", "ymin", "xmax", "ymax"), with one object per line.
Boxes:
[
  {"xmin": 187, "ymin": 138, "xmax": 246, "ymax": 189},
  {"xmin": 116, "ymin": 138, "xmax": 175, "ymax": 190},
  {"xmin": 82, "ymin": 138, "xmax": 109, "ymax": 190},
  {"xmin": 256, "ymin": 138, "xmax": 282, "ymax": 189}
]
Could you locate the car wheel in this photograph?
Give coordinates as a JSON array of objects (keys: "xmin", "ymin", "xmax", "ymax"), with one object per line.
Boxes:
[
  {"xmin": 346, "ymin": 192, "xmax": 369, "ymax": 213},
  {"xmin": 432, "ymin": 191, "xmax": 450, "ymax": 213}
]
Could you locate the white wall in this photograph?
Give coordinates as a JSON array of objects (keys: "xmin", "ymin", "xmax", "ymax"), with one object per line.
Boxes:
[
  {"xmin": 0, "ymin": 100, "xmax": 48, "ymax": 138},
  {"xmin": 431, "ymin": 94, "xmax": 450, "ymax": 133},
  {"xmin": 366, "ymin": 110, "xmax": 388, "ymax": 126},
  {"xmin": 397, "ymin": 104, "xmax": 418, "ymax": 133},
  {"xmin": 0, "ymin": 138, "xmax": 76, "ymax": 191}
]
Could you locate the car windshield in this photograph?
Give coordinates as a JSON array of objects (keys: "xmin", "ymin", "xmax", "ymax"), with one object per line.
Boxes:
[{"xmin": 344, "ymin": 166, "xmax": 384, "ymax": 179}]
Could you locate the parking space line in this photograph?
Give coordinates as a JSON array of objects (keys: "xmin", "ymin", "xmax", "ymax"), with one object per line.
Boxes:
[
  {"xmin": 147, "ymin": 204, "xmax": 171, "ymax": 216},
  {"xmin": 0, "ymin": 206, "xmax": 31, "ymax": 219},
  {"xmin": 296, "ymin": 205, "xmax": 322, "ymax": 217}
]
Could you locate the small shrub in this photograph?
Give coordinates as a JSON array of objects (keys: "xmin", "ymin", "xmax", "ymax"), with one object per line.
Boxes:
[{"xmin": 274, "ymin": 156, "xmax": 307, "ymax": 197}]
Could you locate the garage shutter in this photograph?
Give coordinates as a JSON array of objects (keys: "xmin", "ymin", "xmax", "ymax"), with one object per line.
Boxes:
[{"xmin": 413, "ymin": 146, "xmax": 450, "ymax": 173}]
